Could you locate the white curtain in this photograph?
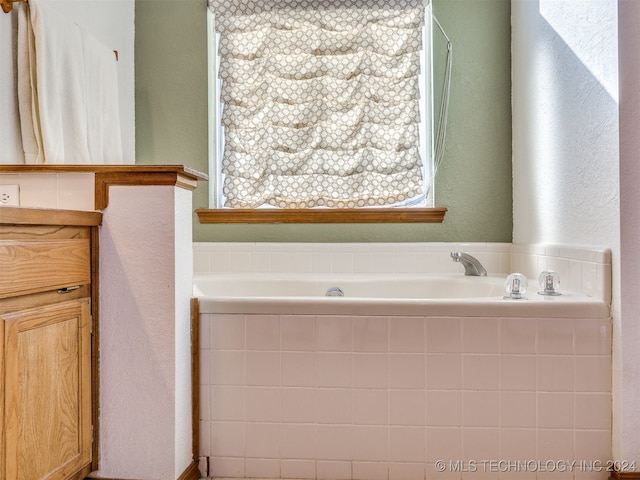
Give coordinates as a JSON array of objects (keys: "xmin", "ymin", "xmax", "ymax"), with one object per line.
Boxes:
[{"xmin": 209, "ymin": 0, "xmax": 429, "ymax": 208}]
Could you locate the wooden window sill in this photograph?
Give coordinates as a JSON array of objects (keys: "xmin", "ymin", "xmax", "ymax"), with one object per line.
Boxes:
[{"xmin": 195, "ymin": 208, "xmax": 447, "ymax": 224}]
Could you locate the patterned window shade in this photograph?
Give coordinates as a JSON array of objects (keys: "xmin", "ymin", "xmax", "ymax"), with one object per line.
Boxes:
[{"xmin": 209, "ymin": 0, "xmax": 430, "ymax": 209}]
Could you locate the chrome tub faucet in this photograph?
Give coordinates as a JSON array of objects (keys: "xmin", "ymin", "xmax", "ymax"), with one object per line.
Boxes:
[{"xmin": 450, "ymin": 251, "xmax": 487, "ymax": 276}]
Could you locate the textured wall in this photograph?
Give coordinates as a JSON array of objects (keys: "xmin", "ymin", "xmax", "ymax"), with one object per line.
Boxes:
[
  {"xmin": 97, "ymin": 185, "xmax": 193, "ymax": 479},
  {"xmin": 134, "ymin": 0, "xmax": 512, "ymax": 243},
  {"xmin": 511, "ymin": 0, "xmax": 619, "ymax": 247},
  {"xmin": 616, "ymin": 0, "xmax": 640, "ymax": 467}
]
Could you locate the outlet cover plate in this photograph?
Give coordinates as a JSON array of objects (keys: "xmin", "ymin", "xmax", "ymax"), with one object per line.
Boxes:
[{"xmin": 0, "ymin": 185, "xmax": 20, "ymax": 206}]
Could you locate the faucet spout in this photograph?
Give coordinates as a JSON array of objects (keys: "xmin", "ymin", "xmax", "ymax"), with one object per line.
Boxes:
[{"xmin": 450, "ymin": 251, "xmax": 487, "ymax": 276}]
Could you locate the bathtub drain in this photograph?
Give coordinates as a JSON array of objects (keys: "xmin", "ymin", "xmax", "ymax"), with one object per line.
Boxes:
[{"xmin": 325, "ymin": 287, "xmax": 344, "ymax": 297}]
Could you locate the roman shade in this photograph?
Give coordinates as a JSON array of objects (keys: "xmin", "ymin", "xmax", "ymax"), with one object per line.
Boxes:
[{"xmin": 209, "ymin": 0, "xmax": 430, "ymax": 208}]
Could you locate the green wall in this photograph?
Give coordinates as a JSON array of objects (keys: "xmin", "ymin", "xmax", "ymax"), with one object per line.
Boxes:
[{"xmin": 135, "ymin": 0, "xmax": 512, "ymax": 243}]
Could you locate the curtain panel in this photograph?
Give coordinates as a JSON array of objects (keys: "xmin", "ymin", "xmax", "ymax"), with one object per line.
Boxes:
[{"xmin": 209, "ymin": 0, "xmax": 430, "ymax": 208}]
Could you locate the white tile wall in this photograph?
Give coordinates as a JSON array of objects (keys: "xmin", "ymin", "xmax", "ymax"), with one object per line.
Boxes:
[
  {"xmin": 0, "ymin": 172, "xmax": 95, "ymax": 210},
  {"xmin": 193, "ymin": 242, "xmax": 611, "ymax": 301},
  {"xmin": 199, "ymin": 313, "xmax": 612, "ymax": 480}
]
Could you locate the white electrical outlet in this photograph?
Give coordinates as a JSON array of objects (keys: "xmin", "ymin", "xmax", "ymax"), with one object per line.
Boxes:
[{"xmin": 0, "ymin": 185, "xmax": 20, "ymax": 206}]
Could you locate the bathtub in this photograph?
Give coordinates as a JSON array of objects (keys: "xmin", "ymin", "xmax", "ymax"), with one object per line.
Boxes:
[
  {"xmin": 193, "ymin": 272, "xmax": 609, "ymax": 318},
  {"xmin": 196, "ymin": 270, "xmax": 612, "ymax": 479}
]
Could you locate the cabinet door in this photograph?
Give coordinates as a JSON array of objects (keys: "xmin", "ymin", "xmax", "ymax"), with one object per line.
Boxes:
[{"xmin": 2, "ymin": 298, "xmax": 92, "ymax": 480}]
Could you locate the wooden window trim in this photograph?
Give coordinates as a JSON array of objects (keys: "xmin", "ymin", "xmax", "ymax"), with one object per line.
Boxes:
[{"xmin": 195, "ymin": 207, "xmax": 447, "ymax": 224}]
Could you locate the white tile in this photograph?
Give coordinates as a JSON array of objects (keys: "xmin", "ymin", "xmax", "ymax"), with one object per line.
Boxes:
[
  {"xmin": 500, "ymin": 392, "xmax": 536, "ymax": 428},
  {"xmin": 56, "ymin": 172, "xmax": 95, "ymax": 210},
  {"xmin": 245, "ymin": 422, "xmax": 281, "ymax": 458},
  {"xmin": 281, "ymin": 315, "xmax": 316, "ymax": 351},
  {"xmin": 246, "ymin": 387, "xmax": 280, "ymax": 422},
  {"xmin": 280, "ymin": 424, "xmax": 316, "ymax": 459},
  {"xmin": 316, "ymin": 316, "xmax": 353, "ymax": 352},
  {"xmin": 211, "ymin": 351, "xmax": 245, "ymax": 386},
  {"xmin": 537, "ymin": 428, "xmax": 574, "ymax": 460},
  {"xmin": 245, "ymin": 458, "xmax": 280, "ymax": 478},
  {"xmin": 388, "ymin": 427, "xmax": 425, "ymax": 462},
  {"xmin": 316, "ymin": 352, "xmax": 352, "ymax": 387},
  {"xmin": 575, "ymin": 393, "xmax": 612, "ymax": 429},
  {"xmin": 501, "ymin": 318, "xmax": 536, "ymax": 354},
  {"xmin": 463, "ymin": 354, "xmax": 499, "ymax": 390},
  {"xmin": 426, "ymin": 354, "xmax": 462, "ymax": 390},
  {"xmin": 315, "ymin": 388, "xmax": 352, "ymax": 424},
  {"xmin": 389, "ymin": 462, "xmax": 425, "ymax": 480},
  {"xmin": 210, "ymin": 456, "xmax": 244, "ymax": 478},
  {"xmin": 388, "ymin": 354, "xmax": 425, "ymax": 389},
  {"xmin": 462, "ymin": 318, "xmax": 499, "ymax": 353},
  {"xmin": 389, "ymin": 317, "xmax": 425, "ymax": 353},
  {"xmin": 0, "ymin": 174, "xmax": 20, "ymax": 184},
  {"xmin": 315, "ymin": 425, "xmax": 353, "ymax": 461},
  {"xmin": 331, "ymin": 253, "xmax": 354, "ymax": 273},
  {"xmin": 353, "ymin": 316, "xmax": 388, "ymax": 353},
  {"xmin": 500, "ymin": 355, "xmax": 536, "ymax": 391},
  {"xmin": 193, "ymin": 251, "xmax": 211, "ymax": 273},
  {"xmin": 499, "ymin": 428, "xmax": 536, "ymax": 460},
  {"xmin": 389, "ymin": 389, "xmax": 425, "ymax": 426},
  {"xmin": 352, "ymin": 353, "xmax": 388, "ymax": 389},
  {"xmin": 575, "ymin": 356, "xmax": 611, "ymax": 392},
  {"xmin": 537, "ymin": 319, "xmax": 574, "ymax": 354},
  {"xmin": 426, "ymin": 391, "xmax": 461, "ymax": 427},
  {"xmin": 462, "ymin": 428, "xmax": 499, "ymax": 460},
  {"xmin": 244, "ymin": 458, "xmax": 280, "ymax": 478},
  {"xmin": 575, "ymin": 319, "xmax": 611, "ymax": 355},
  {"xmin": 351, "ymin": 426, "xmax": 388, "ymax": 461},
  {"xmin": 537, "ymin": 393, "xmax": 574, "ymax": 429},
  {"xmin": 426, "ymin": 427, "xmax": 462, "ymax": 462},
  {"xmin": 246, "ymin": 314, "xmax": 280, "ymax": 350},
  {"xmin": 426, "ymin": 317, "xmax": 462, "ymax": 353},
  {"xmin": 246, "ymin": 351, "xmax": 280, "ymax": 386},
  {"xmin": 462, "ymin": 392, "xmax": 499, "ymax": 427},
  {"xmin": 353, "ymin": 461, "xmax": 389, "ymax": 480},
  {"xmin": 353, "ymin": 389, "xmax": 388, "ymax": 425},
  {"xmin": 18, "ymin": 173, "xmax": 58, "ymax": 207},
  {"xmin": 281, "ymin": 459, "xmax": 316, "ymax": 479},
  {"xmin": 211, "ymin": 422, "xmax": 245, "ymax": 457},
  {"xmin": 211, "ymin": 386, "xmax": 245, "ymax": 421},
  {"xmin": 317, "ymin": 460, "xmax": 352, "ymax": 480},
  {"xmin": 537, "ymin": 356, "xmax": 574, "ymax": 392},
  {"xmin": 211, "ymin": 314, "xmax": 245, "ymax": 350},
  {"xmin": 282, "ymin": 352, "xmax": 316, "ymax": 387}
]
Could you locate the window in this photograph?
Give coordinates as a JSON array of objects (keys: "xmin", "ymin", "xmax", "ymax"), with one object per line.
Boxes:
[{"xmin": 200, "ymin": 0, "xmax": 450, "ymax": 223}]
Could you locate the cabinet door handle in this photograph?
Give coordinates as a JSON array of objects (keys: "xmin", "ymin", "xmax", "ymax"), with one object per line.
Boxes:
[{"xmin": 57, "ymin": 286, "xmax": 80, "ymax": 294}]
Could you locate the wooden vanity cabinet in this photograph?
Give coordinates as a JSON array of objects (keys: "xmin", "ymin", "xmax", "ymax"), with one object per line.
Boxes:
[{"xmin": 0, "ymin": 208, "xmax": 101, "ymax": 480}]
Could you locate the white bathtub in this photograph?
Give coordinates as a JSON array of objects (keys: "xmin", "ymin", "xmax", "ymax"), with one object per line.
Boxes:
[{"xmin": 193, "ymin": 272, "xmax": 609, "ymax": 317}]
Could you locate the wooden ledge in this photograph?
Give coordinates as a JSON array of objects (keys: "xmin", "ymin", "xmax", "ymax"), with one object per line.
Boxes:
[
  {"xmin": 0, "ymin": 206, "xmax": 102, "ymax": 227},
  {"xmin": 196, "ymin": 207, "xmax": 447, "ymax": 224},
  {"xmin": 93, "ymin": 166, "xmax": 207, "ymax": 209},
  {"xmin": 609, "ymin": 471, "xmax": 640, "ymax": 480},
  {"xmin": 0, "ymin": 165, "xmax": 208, "ymax": 210}
]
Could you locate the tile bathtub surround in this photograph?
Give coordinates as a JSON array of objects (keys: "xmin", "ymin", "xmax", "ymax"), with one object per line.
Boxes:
[
  {"xmin": 193, "ymin": 242, "xmax": 512, "ymax": 277},
  {"xmin": 199, "ymin": 313, "xmax": 612, "ymax": 480},
  {"xmin": 193, "ymin": 242, "xmax": 611, "ymax": 301}
]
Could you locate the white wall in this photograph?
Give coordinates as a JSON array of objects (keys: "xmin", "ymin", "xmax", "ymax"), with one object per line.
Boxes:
[
  {"xmin": 617, "ymin": 0, "xmax": 640, "ymax": 467},
  {"xmin": 512, "ymin": 0, "xmax": 619, "ymax": 247},
  {"xmin": 0, "ymin": 0, "xmax": 135, "ymax": 164},
  {"xmin": 96, "ymin": 185, "xmax": 193, "ymax": 479},
  {"xmin": 511, "ymin": 0, "xmax": 632, "ymax": 467}
]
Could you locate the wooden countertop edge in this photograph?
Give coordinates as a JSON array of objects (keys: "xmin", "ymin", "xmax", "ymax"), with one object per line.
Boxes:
[
  {"xmin": 0, "ymin": 164, "xmax": 208, "ymax": 182},
  {"xmin": 0, "ymin": 165, "xmax": 208, "ymax": 210},
  {"xmin": 0, "ymin": 206, "xmax": 102, "ymax": 227}
]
